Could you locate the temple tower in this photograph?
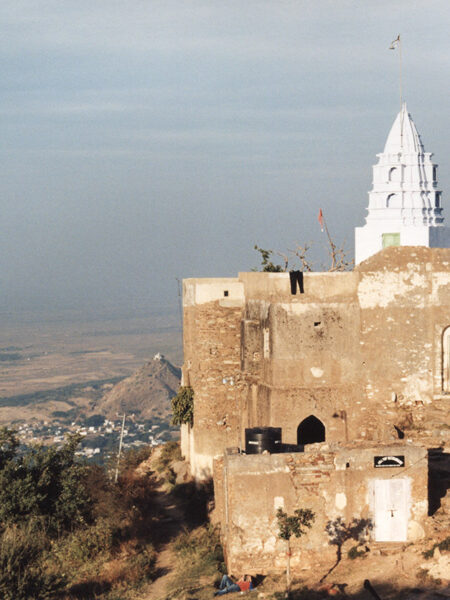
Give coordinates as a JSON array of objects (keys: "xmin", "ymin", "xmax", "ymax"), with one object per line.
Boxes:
[{"xmin": 355, "ymin": 103, "xmax": 449, "ymax": 263}]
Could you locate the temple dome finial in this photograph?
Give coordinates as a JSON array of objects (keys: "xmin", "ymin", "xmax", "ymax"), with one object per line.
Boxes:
[{"xmin": 383, "ymin": 103, "xmax": 424, "ymax": 154}]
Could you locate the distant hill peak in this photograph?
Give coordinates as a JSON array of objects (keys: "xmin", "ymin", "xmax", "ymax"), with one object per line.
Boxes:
[{"xmin": 96, "ymin": 356, "xmax": 181, "ymax": 419}]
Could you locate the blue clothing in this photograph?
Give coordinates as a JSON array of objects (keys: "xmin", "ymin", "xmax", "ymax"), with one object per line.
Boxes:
[{"xmin": 215, "ymin": 575, "xmax": 241, "ymax": 595}]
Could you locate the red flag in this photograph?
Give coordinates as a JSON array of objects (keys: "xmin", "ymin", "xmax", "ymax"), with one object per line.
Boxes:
[{"xmin": 318, "ymin": 208, "xmax": 324, "ymax": 232}]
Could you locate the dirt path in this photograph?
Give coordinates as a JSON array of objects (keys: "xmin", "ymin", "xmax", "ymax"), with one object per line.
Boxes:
[{"xmin": 137, "ymin": 449, "xmax": 186, "ymax": 600}]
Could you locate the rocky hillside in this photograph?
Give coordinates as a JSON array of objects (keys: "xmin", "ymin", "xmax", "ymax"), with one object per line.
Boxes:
[{"xmin": 97, "ymin": 353, "xmax": 181, "ymax": 420}]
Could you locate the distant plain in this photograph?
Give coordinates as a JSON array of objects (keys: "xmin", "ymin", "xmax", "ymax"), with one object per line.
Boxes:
[{"xmin": 0, "ymin": 309, "xmax": 182, "ymax": 424}]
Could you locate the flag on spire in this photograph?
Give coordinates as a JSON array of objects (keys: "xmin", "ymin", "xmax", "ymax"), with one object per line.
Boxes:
[
  {"xmin": 389, "ymin": 34, "xmax": 400, "ymax": 50},
  {"xmin": 318, "ymin": 208, "xmax": 324, "ymax": 232}
]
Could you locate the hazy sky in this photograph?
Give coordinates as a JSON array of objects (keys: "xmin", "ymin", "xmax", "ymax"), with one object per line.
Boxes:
[{"xmin": 1, "ymin": 1, "xmax": 449, "ymax": 317}]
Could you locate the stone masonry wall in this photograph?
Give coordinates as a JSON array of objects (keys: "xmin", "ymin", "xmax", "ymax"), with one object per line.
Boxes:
[
  {"xmin": 182, "ymin": 278, "xmax": 245, "ymax": 477},
  {"xmin": 213, "ymin": 443, "xmax": 428, "ymax": 575},
  {"xmin": 183, "ymin": 248, "xmax": 450, "ymax": 477}
]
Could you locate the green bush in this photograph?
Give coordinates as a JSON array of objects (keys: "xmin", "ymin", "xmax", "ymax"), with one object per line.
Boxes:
[
  {"xmin": 0, "ymin": 427, "xmax": 161, "ymax": 597},
  {"xmin": 253, "ymin": 245, "xmax": 285, "ymax": 272},
  {"xmin": 0, "ymin": 429, "xmax": 93, "ymax": 534},
  {"xmin": 172, "ymin": 386, "xmax": 194, "ymax": 426}
]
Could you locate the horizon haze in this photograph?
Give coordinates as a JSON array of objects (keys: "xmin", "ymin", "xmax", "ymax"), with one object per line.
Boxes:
[{"xmin": 1, "ymin": 1, "xmax": 449, "ymax": 318}]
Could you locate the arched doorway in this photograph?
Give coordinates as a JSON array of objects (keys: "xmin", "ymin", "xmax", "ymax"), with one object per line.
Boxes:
[{"xmin": 297, "ymin": 415, "xmax": 325, "ymax": 445}]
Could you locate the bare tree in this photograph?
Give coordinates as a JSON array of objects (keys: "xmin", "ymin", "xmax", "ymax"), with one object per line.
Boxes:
[
  {"xmin": 288, "ymin": 243, "xmax": 314, "ymax": 272},
  {"xmin": 325, "ymin": 237, "xmax": 354, "ymax": 272},
  {"xmin": 253, "ymin": 238, "xmax": 353, "ymax": 273}
]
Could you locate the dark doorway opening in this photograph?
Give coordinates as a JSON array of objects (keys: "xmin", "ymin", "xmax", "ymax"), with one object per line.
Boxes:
[
  {"xmin": 297, "ymin": 415, "xmax": 325, "ymax": 445},
  {"xmin": 428, "ymin": 448, "xmax": 450, "ymax": 515}
]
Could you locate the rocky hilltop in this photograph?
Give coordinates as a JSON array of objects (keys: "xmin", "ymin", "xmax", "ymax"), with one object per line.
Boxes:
[{"xmin": 97, "ymin": 353, "xmax": 181, "ymax": 420}]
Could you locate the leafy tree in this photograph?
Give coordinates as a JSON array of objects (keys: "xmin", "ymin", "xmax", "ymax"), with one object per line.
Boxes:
[
  {"xmin": 276, "ymin": 507, "xmax": 315, "ymax": 596},
  {"xmin": 0, "ymin": 427, "xmax": 163, "ymax": 598},
  {"xmin": 172, "ymin": 386, "xmax": 194, "ymax": 426},
  {"xmin": 0, "ymin": 430, "xmax": 92, "ymax": 535},
  {"xmin": 0, "ymin": 428, "xmax": 19, "ymax": 469},
  {"xmin": 253, "ymin": 245, "xmax": 286, "ymax": 272},
  {"xmin": 0, "ymin": 430, "xmax": 96, "ymax": 598}
]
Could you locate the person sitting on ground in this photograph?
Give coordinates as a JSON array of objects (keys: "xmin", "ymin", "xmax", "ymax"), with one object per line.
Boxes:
[{"xmin": 214, "ymin": 574, "xmax": 253, "ymax": 595}]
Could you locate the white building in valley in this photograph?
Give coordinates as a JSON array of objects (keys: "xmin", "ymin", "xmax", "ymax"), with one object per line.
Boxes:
[{"xmin": 355, "ymin": 103, "xmax": 449, "ymax": 263}]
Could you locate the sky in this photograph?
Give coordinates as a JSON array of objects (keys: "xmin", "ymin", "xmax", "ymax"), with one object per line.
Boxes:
[{"xmin": 1, "ymin": 1, "xmax": 449, "ymax": 318}]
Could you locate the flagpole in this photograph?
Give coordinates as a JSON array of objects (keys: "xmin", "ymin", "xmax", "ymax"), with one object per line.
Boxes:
[
  {"xmin": 399, "ymin": 35, "xmax": 402, "ymax": 111},
  {"xmin": 399, "ymin": 35, "xmax": 403, "ymax": 149},
  {"xmin": 319, "ymin": 209, "xmax": 335, "ymax": 259},
  {"xmin": 390, "ymin": 35, "xmax": 403, "ymax": 146},
  {"xmin": 322, "ymin": 216, "xmax": 334, "ymax": 253}
]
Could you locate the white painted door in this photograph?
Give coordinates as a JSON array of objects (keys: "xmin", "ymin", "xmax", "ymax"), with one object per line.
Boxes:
[{"xmin": 374, "ymin": 478, "xmax": 409, "ymax": 542}]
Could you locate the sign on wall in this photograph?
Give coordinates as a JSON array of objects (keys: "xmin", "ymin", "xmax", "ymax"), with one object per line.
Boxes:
[{"xmin": 374, "ymin": 455, "xmax": 405, "ymax": 468}]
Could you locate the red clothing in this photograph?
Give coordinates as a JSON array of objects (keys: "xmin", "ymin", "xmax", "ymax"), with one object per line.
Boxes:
[{"xmin": 238, "ymin": 581, "xmax": 252, "ymax": 592}]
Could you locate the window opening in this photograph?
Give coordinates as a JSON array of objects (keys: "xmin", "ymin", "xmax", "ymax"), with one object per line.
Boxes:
[
  {"xmin": 297, "ymin": 415, "xmax": 325, "ymax": 445},
  {"xmin": 224, "ymin": 290, "xmax": 229, "ymax": 297},
  {"xmin": 388, "ymin": 167, "xmax": 400, "ymax": 182},
  {"xmin": 386, "ymin": 193, "xmax": 401, "ymax": 208},
  {"xmin": 382, "ymin": 233, "xmax": 400, "ymax": 248}
]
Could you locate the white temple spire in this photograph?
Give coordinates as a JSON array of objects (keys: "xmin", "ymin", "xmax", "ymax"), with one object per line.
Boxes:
[
  {"xmin": 383, "ymin": 103, "xmax": 423, "ymax": 154},
  {"xmin": 355, "ymin": 105, "xmax": 449, "ymax": 264}
]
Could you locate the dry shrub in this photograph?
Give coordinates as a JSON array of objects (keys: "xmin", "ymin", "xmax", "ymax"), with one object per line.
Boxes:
[
  {"xmin": 169, "ymin": 525, "xmax": 225, "ymax": 593},
  {"xmin": 55, "ymin": 518, "xmax": 118, "ymax": 564},
  {"xmin": 155, "ymin": 441, "xmax": 181, "ymax": 474},
  {"xmin": 0, "ymin": 524, "xmax": 65, "ymax": 600},
  {"xmin": 100, "ymin": 542, "xmax": 157, "ymax": 588}
]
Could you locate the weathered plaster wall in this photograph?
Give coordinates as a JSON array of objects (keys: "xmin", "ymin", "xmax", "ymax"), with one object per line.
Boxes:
[{"xmin": 213, "ymin": 443, "xmax": 428, "ymax": 575}]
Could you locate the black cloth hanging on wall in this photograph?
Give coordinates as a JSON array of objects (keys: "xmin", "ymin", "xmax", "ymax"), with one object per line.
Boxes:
[{"xmin": 289, "ymin": 270, "xmax": 304, "ymax": 294}]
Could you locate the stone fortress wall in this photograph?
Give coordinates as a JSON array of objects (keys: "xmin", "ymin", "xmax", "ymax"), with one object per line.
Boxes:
[
  {"xmin": 182, "ymin": 246, "xmax": 450, "ymax": 476},
  {"xmin": 180, "ymin": 246, "xmax": 450, "ymax": 573}
]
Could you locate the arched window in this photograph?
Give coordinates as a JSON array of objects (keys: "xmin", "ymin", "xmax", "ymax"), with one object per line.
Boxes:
[
  {"xmin": 297, "ymin": 415, "xmax": 325, "ymax": 445},
  {"xmin": 388, "ymin": 167, "xmax": 400, "ymax": 182},
  {"xmin": 386, "ymin": 193, "xmax": 401, "ymax": 208},
  {"xmin": 443, "ymin": 327, "xmax": 450, "ymax": 392}
]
